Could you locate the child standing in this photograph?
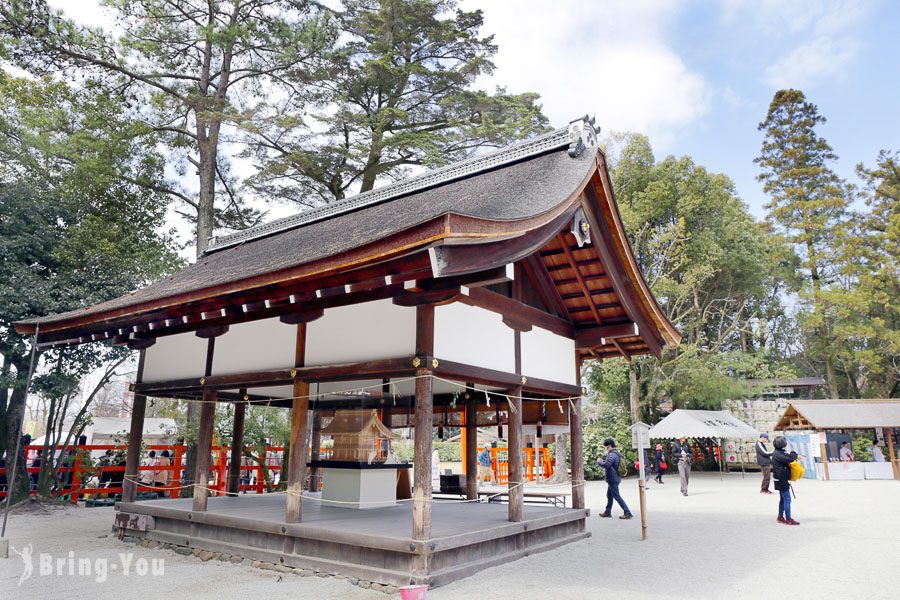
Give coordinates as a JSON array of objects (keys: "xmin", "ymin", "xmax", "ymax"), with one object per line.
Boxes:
[{"xmin": 771, "ymin": 436, "xmax": 799, "ymax": 525}]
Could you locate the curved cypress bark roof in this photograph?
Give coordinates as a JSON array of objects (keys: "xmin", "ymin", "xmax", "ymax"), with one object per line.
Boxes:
[{"xmin": 16, "ymin": 116, "xmax": 681, "ymax": 358}]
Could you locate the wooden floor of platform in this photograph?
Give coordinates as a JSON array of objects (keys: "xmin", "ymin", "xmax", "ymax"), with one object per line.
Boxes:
[{"xmin": 117, "ymin": 493, "xmax": 590, "ymax": 587}]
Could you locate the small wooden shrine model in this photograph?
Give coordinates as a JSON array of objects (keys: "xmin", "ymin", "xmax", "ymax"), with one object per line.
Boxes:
[{"xmin": 322, "ymin": 409, "xmax": 400, "ymax": 463}]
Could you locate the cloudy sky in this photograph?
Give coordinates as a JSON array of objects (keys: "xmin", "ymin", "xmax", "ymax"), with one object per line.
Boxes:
[
  {"xmin": 460, "ymin": 0, "xmax": 899, "ymax": 216},
  {"xmin": 50, "ymin": 0, "xmax": 899, "ymax": 223}
]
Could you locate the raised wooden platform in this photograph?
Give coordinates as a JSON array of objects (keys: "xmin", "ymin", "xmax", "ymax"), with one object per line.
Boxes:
[{"xmin": 115, "ymin": 493, "xmax": 589, "ymax": 587}]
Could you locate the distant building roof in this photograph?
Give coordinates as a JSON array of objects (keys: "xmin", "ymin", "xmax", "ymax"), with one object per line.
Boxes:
[
  {"xmin": 776, "ymin": 400, "xmax": 900, "ymax": 430},
  {"xmin": 746, "ymin": 377, "xmax": 826, "ymax": 388},
  {"xmin": 649, "ymin": 409, "xmax": 759, "ymax": 440}
]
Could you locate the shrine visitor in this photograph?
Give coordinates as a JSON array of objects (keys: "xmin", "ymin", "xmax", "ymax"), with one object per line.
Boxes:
[
  {"xmin": 771, "ymin": 436, "xmax": 799, "ymax": 526},
  {"xmin": 597, "ymin": 438, "xmax": 632, "ymax": 520}
]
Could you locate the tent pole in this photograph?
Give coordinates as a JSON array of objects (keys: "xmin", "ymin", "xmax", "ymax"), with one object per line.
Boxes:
[{"xmin": 718, "ymin": 438, "xmax": 723, "ymax": 482}]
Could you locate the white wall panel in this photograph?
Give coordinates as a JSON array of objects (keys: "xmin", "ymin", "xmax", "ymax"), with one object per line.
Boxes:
[
  {"xmin": 520, "ymin": 326, "xmax": 576, "ymax": 385},
  {"xmin": 142, "ymin": 332, "xmax": 209, "ymax": 382},
  {"xmin": 212, "ymin": 317, "xmax": 297, "ymax": 376},
  {"xmin": 305, "ymin": 299, "xmax": 416, "ymax": 366},
  {"xmin": 434, "ymin": 303, "xmax": 515, "ymax": 374}
]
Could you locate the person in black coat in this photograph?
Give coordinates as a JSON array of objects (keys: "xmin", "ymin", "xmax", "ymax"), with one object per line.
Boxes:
[
  {"xmin": 654, "ymin": 444, "xmax": 665, "ymax": 484},
  {"xmin": 772, "ymin": 436, "xmax": 799, "ymax": 525}
]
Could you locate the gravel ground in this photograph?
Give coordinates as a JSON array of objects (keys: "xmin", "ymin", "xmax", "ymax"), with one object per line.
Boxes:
[{"xmin": 1, "ymin": 472, "xmax": 898, "ymax": 599}]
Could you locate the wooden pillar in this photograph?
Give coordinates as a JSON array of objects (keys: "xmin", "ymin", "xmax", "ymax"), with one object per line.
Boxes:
[
  {"xmin": 286, "ymin": 323, "xmax": 310, "ymax": 523},
  {"xmin": 226, "ymin": 389, "xmax": 246, "ymax": 496},
  {"xmin": 886, "ymin": 427, "xmax": 899, "ymax": 481},
  {"xmin": 465, "ymin": 384, "xmax": 478, "ymax": 500},
  {"xmin": 192, "ymin": 388, "xmax": 216, "ymax": 511},
  {"xmin": 507, "ymin": 385, "xmax": 524, "ymax": 522},
  {"xmin": 570, "ymin": 356, "xmax": 586, "ymax": 509},
  {"xmin": 412, "ymin": 304, "xmax": 434, "ymax": 541},
  {"xmin": 122, "ymin": 350, "xmax": 147, "ymax": 503}
]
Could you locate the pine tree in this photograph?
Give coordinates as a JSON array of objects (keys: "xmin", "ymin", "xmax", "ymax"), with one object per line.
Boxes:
[{"xmin": 755, "ymin": 89, "xmax": 849, "ymax": 398}]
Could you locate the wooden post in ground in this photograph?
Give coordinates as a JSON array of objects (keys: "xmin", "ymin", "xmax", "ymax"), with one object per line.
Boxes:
[
  {"xmin": 412, "ymin": 304, "xmax": 434, "ymax": 542},
  {"xmin": 286, "ymin": 323, "xmax": 310, "ymax": 523},
  {"xmin": 122, "ymin": 350, "xmax": 147, "ymax": 504},
  {"xmin": 507, "ymin": 385, "xmax": 524, "ymax": 522},
  {"xmin": 570, "ymin": 358, "xmax": 586, "ymax": 510},
  {"xmin": 465, "ymin": 385, "xmax": 478, "ymax": 500},
  {"xmin": 818, "ymin": 430, "xmax": 830, "ymax": 481},
  {"xmin": 226, "ymin": 390, "xmax": 246, "ymax": 496},
  {"xmin": 886, "ymin": 427, "xmax": 899, "ymax": 481},
  {"xmin": 192, "ymin": 388, "xmax": 217, "ymax": 511}
]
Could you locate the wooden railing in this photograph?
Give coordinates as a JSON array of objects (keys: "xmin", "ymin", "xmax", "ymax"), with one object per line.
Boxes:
[
  {"xmin": 0, "ymin": 444, "xmax": 284, "ymax": 502},
  {"xmin": 481, "ymin": 446, "xmax": 554, "ymax": 484}
]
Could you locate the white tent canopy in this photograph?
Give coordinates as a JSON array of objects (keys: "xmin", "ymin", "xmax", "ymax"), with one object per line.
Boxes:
[{"xmin": 649, "ymin": 409, "xmax": 759, "ymax": 440}]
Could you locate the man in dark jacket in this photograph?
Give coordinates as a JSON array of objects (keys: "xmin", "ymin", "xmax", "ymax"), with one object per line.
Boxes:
[
  {"xmin": 756, "ymin": 433, "xmax": 774, "ymax": 494},
  {"xmin": 672, "ymin": 436, "xmax": 692, "ymax": 496},
  {"xmin": 597, "ymin": 438, "xmax": 632, "ymax": 520}
]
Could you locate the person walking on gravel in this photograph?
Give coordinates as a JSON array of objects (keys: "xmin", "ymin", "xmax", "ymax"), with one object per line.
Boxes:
[
  {"xmin": 598, "ymin": 438, "xmax": 633, "ymax": 520},
  {"xmin": 756, "ymin": 433, "xmax": 774, "ymax": 494},
  {"xmin": 672, "ymin": 436, "xmax": 692, "ymax": 496}
]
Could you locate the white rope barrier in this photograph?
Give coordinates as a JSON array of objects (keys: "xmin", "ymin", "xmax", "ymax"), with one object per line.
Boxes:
[{"xmin": 153, "ymin": 373, "xmax": 583, "ymax": 406}]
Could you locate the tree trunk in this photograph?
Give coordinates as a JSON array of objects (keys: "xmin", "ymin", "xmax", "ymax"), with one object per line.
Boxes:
[
  {"xmin": 0, "ymin": 359, "xmax": 9, "ymax": 457},
  {"xmin": 4, "ymin": 380, "xmax": 30, "ymax": 504},
  {"xmin": 195, "ymin": 136, "xmax": 216, "ymax": 257},
  {"xmin": 629, "ymin": 363, "xmax": 640, "ymax": 424}
]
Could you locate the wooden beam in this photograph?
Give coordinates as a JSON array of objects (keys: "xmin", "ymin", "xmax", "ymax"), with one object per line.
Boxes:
[
  {"xmin": 193, "ymin": 388, "xmax": 217, "ymax": 511},
  {"xmin": 434, "ymin": 358, "xmax": 583, "ymax": 397},
  {"xmin": 610, "ymin": 338, "xmax": 632, "ymax": 362},
  {"xmin": 122, "ymin": 350, "xmax": 147, "ymax": 503},
  {"xmin": 226, "ymin": 389, "xmax": 246, "ymax": 496},
  {"xmin": 134, "ymin": 357, "xmax": 417, "ymax": 394},
  {"xmin": 462, "ymin": 286, "xmax": 574, "ymax": 338},
  {"xmin": 286, "ymin": 324, "xmax": 310, "ymax": 523},
  {"xmin": 574, "ymin": 322, "xmax": 639, "ymax": 349}
]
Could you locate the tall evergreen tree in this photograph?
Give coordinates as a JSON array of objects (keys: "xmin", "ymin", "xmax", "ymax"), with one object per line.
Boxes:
[
  {"xmin": 755, "ymin": 89, "xmax": 849, "ymax": 398},
  {"xmin": 245, "ymin": 0, "xmax": 549, "ymax": 206},
  {"xmin": 0, "ymin": 0, "xmax": 334, "ymax": 255}
]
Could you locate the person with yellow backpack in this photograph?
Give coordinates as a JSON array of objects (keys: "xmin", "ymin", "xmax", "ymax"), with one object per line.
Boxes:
[{"xmin": 771, "ymin": 436, "xmax": 801, "ymax": 525}]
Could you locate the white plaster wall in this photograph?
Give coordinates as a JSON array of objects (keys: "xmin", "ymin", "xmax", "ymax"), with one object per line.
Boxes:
[
  {"xmin": 212, "ymin": 317, "xmax": 296, "ymax": 376},
  {"xmin": 434, "ymin": 303, "xmax": 515, "ymax": 374},
  {"xmin": 141, "ymin": 332, "xmax": 209, "ymax": 382},
  {"xmin": 520, "ymin": 326, "xmax": 576, "ymax": 385},
  {"xmin": 305, "ymin": 299, "xmax": 416, "ymax": 366}
]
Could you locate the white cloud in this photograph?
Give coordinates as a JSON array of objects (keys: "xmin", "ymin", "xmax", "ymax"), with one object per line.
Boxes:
[
  {"xmin": 722, "ymin": 0, "xmax": 874, "ymax": 89},
  {"xmin": 460, "ymin": 0, "xmax": 710, "ymax": 148},
  {"xmin": 764, "ymin": 36, "xmax": 861, "ymax": 89}
]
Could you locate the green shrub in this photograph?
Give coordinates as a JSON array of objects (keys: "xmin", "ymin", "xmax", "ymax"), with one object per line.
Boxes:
[{"xmin": 583, "ymin": 400, "xmax": 635, "ymax": 480}]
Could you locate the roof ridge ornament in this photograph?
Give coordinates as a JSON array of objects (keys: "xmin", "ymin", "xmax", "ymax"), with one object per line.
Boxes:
[{"xmin": 567, "ymin": 115, "xmax": 598, "ymax": 158}]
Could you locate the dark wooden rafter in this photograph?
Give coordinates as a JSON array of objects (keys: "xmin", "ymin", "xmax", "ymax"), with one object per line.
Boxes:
[{"xmin": 555, "ymin": 232, "xmax": 604, "ymax": 325}]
